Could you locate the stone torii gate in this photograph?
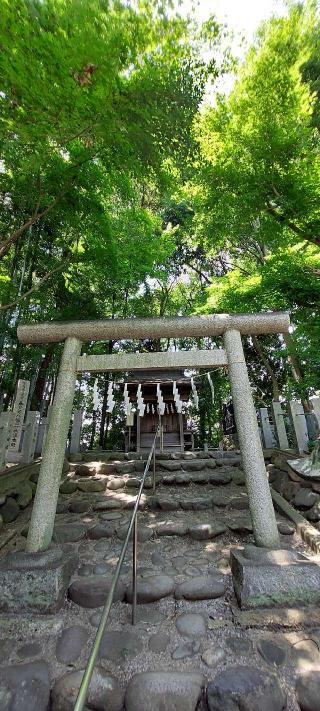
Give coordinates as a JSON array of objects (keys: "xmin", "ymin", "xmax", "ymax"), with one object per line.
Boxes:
[{"xmin": 18, "ymin": 311, "xmax": 290, "ymax": 554}]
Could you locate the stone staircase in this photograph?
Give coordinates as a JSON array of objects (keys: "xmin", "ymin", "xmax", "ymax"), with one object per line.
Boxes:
[
  {"xmin": 59, "ymin": 452, "xmax": 252, "ymax": 545},
  {"xmin": 1, "ymin": 449, "xmax": 320, "ymax": 710}
]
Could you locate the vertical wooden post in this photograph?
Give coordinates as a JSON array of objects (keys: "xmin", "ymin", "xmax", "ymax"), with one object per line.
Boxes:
[
  {"xmin": 179, "ymin": 412, "xmax": 184, "ymax": 453},
  {"xmin": 136, "ymin": 414, "xmax": 141, "ymax": 453},
  {"xmin": 152, "ymin": 447, "xmax": 156, "ymax": 493}
]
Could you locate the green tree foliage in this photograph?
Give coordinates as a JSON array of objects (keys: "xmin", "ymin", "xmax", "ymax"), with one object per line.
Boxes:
[
  {"xmin": 193, "ymin": 1, "xmax": 320, "ymax": 252},
  {"xmin": 200, "ymin": 244, "xmax": 320, "ymax": 399},
  {"xmin": 0, "ymin": 0, "xmax": 220, "ymax": 418},
  {"xmin": 191, "ymin": 1, "xmax": 320, "ymax": 408},
  {"xmin": 0, "ymin": 0, "xmax": 207, "ymax": 265}
]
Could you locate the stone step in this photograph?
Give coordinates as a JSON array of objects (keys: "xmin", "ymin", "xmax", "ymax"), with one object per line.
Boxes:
[
  {"xmin": 68, "ymin": 456, "xmax": 242, "ymax": 477},
  {"xmin": 0, "ymin": 458, "xmax": 70, "ymax": 527},
  {"xmin": 61, "ymin": 468, "xmax": 244, "ymax": 494},
  {"xmin": 71, "ymin": 449, "xmax": 241, "ymax": 464},
  {"xmin": 52, "ymin": 511, "xmax": 291, "ymax": 544},
  {"xmin": 149, "ymin": 491, "xmax": 249, "ymax": 513},
  {"xmin": 58, "ymin": 479, "xmax": 248, "ymax": 512},
  {"xmin": 48, "ymin": 511, "xmax": 255, "ymax": 542},
  {"xmin": 22, "ymin": 514, "xmax": 254, "ymax": 545},
  {"xmin": 85, "ymin": 519, "xmax": 235, "ymax": 542},
  {"xmin": 69, "ymin": 566, "xmax": 228, "ymax": 607}
]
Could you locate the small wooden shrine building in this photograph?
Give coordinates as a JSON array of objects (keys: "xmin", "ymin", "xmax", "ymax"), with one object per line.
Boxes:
[{"xmin": 124, "ymin": 369, "xmax": 193, "ymax": 452}]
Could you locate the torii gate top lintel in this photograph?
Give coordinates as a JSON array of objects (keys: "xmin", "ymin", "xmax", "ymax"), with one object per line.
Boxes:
[{"xmin": 17, "ymin": 311, "xmax": 290, "ymax": 345}]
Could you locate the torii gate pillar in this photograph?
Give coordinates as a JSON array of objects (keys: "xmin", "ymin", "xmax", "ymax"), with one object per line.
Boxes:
[
  {"xmin": 26, "ymin": 337, "xmax": 82, "ymax": 552},
  {"xmin": 224, "ymin": 329, "xmax": 279, "ymax": 548}
]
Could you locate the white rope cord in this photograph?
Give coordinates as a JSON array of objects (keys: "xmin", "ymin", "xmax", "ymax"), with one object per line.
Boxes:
[{"xmin": 91, "ymin": 368, "xmax": 221, "ymax": 416}]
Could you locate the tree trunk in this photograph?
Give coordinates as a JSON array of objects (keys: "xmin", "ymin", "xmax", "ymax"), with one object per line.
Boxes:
[
  {"xmin": 31, "ymin": 346, "xmax": 55, "ymax": 411},
  {"xmin": 89, "ymin": 410, "xmax": 97, "ymax": 450},
  {"xmin": 103, "ymin": 413, "xmax": 111, "ymax": 449},
  {"xmin": 98, "ymin": 340, "xmax": 114, "ymax": 448},
  {"xmin": 99, "ymin": 377, "xmax": 109, "ymax": 449},
  {"xmin": 282, "ymin": 333, "xmax": 312, "ymax": 412},
  {"xmin": 252, "ymin": 336, "xmax": 281, "ymax": 401}
]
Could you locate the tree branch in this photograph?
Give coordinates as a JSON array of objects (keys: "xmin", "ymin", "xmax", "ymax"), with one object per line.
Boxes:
[
  {"xmin": 0, "ymin": 147, "xmax": 102, "ymax": 262},
  {"xmin": 0, "ymin": 181, "xmax": 75, "ymax": 261},
  {"xmin": 252, "ymin": 335, "xmax": 280, "ymax": 401},
  {"xmin": 265, "ymin": 201, "xmax": 320, "ymax": 247},
  {"xmin": 0, "ymin": 258, "xmax": 73, "ymax": 312},
  {"xmin": 226, "ymin": 236, "xmax": 265, "ymax": 267},
  {"xmin": 184, "ymin": 261, "xmax": 212, "ymax": 284}
]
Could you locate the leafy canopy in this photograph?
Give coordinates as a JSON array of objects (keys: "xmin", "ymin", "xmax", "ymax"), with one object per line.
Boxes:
[{"xmin": 193, "ymin": 0, "xmax": 320, "ymax": 252}]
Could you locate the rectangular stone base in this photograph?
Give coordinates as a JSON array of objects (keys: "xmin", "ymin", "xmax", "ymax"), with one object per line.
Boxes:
[
  {"xmin": 231, "ymin": 545, "xmax": 320, "ymax": 610},
  {"xmin": 232, "ymin": 605, "xmax": 320, "ymax": 629},
  {"xmin": 0, "ymin": 546, "xmax": 78, "ymax": 613}
]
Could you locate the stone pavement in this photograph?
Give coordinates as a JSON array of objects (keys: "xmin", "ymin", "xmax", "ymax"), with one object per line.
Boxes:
[{"xmin": 0, "ymin": 450, "xmax": 320, "ymax": 709}]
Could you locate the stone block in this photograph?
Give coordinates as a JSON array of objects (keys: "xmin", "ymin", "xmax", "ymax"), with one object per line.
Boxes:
[
  {"xmin": 68, "ymin": 453, "xmax": 83, "ymax": 462},
  {"xmin": 98, "ymin": 629, "xmax": 143, "ymax": 661},
  {"xmin": 51, "ymin": 667, "xmax": 124, "ymax": 711},
  {"xmin": 55, "ymin": 625, "xmax": 89, "ymax": 664},
  {"xmin": 126, "ymin": 574, "xmax": 174, "ymax": 603},
  {"xmin": 87, "ymin": 523, "xmax": 116, "ymax": 539},
  {"xmin": 183, "ymin": 460, "xmax": 206, "ymax": 471},
  {"xmin": 175, "ymin": 574, "xmax": 227, "ymax": 601},
  {"xmin": 0, "ymin": 546, "xmax": 78, "ymax": 614},
  {"xmin": 175, "ymin": 612, "xmax": 208, "ymax": 638},
  {"xmin": 0, "ymin": 497, "xmax": 20, "ymax": 523},
  {"xmin": 306, "ymin": 502, "xmax": 320, "ymax": 522},
  {"xmin": 77, "ymin": 478, "xmax": 106, "ymax": 493},
  {"xmin": 16, "ymin": 483, "xmax": 33, "ymax": 508},
  {"xmin": 155, "ymin": 521, "xmax": 188, "ymax": 536},
  {"xmin": 231, "ymin": 545, "xmax": 320, "ymax": 610},
  {"xmin": 188, "ymin": 522, "xmax": 226, "ymax": 540},
  {"xmin": 74, "ymin": 464, "xmax": 96, "ymax": 477},
  {"xmin": 59, "ymin": 480, "xmax": 77, "ymax": 494},
  {"xmin": 69, "ymin": 575, "xmax": 126, "ymax": 608},
  {"xmin": 294, "ymin": 489, "xmax": 318, "ymax": 510},
  {"xmin": 158, "ymin": 461, "xmax": 182, "ymax": 472},
  {"xmin": 125, "ymin": 672, "xmax": 204, "ymax": 711},
  {"xmin": 296, "ymin": 669, "xmax": 320, "ymax": 711},
  {"xmin": 207, "ymin": 666, "xmax": 286, "ymax": 711},
  {"xmin": 53, "ymin": 523, "xmax": 87, "ymax": 543},
  {"xmin": 0, "ymin": 661, "xmax": 50, "ymax": 711},
  {"xmin": 116, "ymin": 462, "xmax": 135, "ymax": 474}
]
